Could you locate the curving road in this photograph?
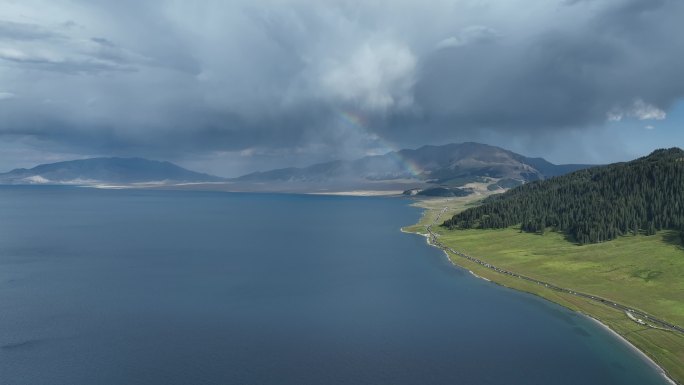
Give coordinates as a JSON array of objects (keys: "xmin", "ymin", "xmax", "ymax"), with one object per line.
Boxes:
[{"xmin": 425, "ymin": 206, "xmax": 684, "ymax": 335}]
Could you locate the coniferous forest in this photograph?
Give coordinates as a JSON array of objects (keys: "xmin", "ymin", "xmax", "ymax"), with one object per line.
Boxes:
[{"xmin": 443, "ymin": 148, "xmax": 684, "ymax": 244}]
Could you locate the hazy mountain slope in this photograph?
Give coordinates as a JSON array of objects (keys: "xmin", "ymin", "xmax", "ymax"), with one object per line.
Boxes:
[
  {"xmin": 234, "ymin": 142, "xmax": 592, "ymax": 185},
  {"xmin": 514, "ymin": 156, "xmax": 592, "ymax": 178},
  {"xmin": 0, "ymin": 157, "xmax": 224, "ymax": 185}
]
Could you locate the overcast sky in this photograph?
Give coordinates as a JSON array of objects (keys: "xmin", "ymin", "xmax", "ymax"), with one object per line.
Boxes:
[{"xmin": 1, "ymin": 0, "xmax": 683, "ymax": 176}]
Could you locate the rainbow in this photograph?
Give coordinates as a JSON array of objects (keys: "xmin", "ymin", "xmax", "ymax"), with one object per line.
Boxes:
[{"xmin": 336, "ymin": 110, "xmax": 424, "ymax": 179}]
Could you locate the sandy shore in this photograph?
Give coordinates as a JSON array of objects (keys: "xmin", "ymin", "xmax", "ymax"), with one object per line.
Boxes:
[
  {"xmin": 88, "ymin": 183, "xmax": 407, "ymax": 197},
  {"xmin": 308, "ymin": 190, "xmax": 404, "ymax": 196}
]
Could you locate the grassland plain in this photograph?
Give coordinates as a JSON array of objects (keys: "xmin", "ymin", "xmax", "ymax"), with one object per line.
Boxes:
[{"xmin": 403, "ymin": 196, "xmax": 684, "ymax": 384}]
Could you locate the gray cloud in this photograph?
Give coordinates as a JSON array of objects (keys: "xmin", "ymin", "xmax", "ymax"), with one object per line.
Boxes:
[
  {"xmin": 0, "ymin": 0, "xmax": 683, "ymax": 174},
  {"xmin": 0, "ymin": 20, "xmax": 62, "ymax": 41}
]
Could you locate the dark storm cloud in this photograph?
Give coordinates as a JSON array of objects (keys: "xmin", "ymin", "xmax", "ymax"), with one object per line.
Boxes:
[
  {"xmin": 390, "ymin": 0, "xmax": 683, "ymax": 140},
  {"xmin": 0, "ymin": 0, "xmax": 683, "ymax": 170}
]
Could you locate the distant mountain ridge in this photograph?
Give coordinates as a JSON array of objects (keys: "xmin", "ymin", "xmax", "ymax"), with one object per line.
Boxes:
[
  {"xmin": 0, "ymin": 157, "xmax": 224, "ymax": 185},
  {"xmin": 0, "ymin": 143, "xmax": 593, "ymax": 190},
  {"xmin": 234, "ymin": 142, "xmax": 592, "ymax": 186}
]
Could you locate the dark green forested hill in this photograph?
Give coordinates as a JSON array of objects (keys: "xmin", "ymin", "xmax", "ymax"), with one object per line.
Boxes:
[{"xmin": 443, "ymin": 148, "xmax": 684, "ymax": 244}]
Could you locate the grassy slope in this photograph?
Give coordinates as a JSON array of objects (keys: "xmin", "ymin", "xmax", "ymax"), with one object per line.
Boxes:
[{"xmin": 403, "ymin": 196, "xmax": 684, "ymax": 384}]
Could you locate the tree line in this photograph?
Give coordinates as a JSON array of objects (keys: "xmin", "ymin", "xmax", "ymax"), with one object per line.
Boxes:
[{"xmin": 443, "ymin": 148, "xmax": 684, "ymax": 245}]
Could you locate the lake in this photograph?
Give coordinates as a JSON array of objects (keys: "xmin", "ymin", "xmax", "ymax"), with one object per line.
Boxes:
[{"xmin": 0, "ymin": 186, "xmax": 671, "ymax": 384}]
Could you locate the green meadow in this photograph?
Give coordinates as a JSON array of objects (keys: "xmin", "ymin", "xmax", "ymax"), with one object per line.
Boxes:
[{"xmin": 404, "ymin": 196, "xmax": 684, "ymax": 383}]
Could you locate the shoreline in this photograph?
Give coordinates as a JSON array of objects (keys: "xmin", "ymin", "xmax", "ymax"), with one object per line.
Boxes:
[
  {"xmin": 307, "ymin": 190, "xmax": 404, "ymax": 196},
  {"xmin": 584, "ymin": 316, "xmax": 677, "ymax": 385},
  {"xmin": 85, "ymin": 183, "xmax": 406, "ymax": 197},
  {"xmin": 403, "ymin": 202, "xmax": 680, "ymax": 385},
  {"xmin": 402, "ymin": 227, "xmax": 494, "ymax": 283}
]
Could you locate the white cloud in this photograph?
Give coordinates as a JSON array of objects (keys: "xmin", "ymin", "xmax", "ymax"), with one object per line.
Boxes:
[
  {"xmin": 607, "ymin": 99, "xmax": 667, "ymax": 122},
  {"xmin": 607, "ymin": 111, "xmax": 623, "ymax": 122},
  {"xmin": 644, "ymin": 125, "xmax": 655, "ymax": 130},
  {"xmin": 436, "ymin": 36, "xmax": 465, "ymax": 49},
  {"xmin": 0, "ymin": 92, "xmax": 16, "ymax": 100},
  {"xmin": 319, "ymin": 40, "xmax": 416, "ymax": 111},
  {"xmin": 0, "ymin": 47, "xmax": 30, "ymax": 61},
  {"xmin": 632, "ymin": 99, "xmax": 666, "ymax": 120},
  {"xmin": 436, "ymin": 25, "xmax": 500, "ymax": 49}
]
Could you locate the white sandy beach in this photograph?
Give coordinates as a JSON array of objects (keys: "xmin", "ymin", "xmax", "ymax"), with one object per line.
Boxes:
[{"xmin": 308, "ymin": 190, "xmax": 405, "ymax": 196}]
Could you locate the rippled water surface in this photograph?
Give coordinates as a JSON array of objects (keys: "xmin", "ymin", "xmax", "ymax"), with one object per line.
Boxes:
[{"xmin": 0, "ymin": 186, "xmax": 670, "ymax": 384}]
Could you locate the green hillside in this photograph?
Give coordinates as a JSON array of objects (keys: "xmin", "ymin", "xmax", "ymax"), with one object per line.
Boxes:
[
  {"xmin": 445, "ymin": 148, "xmax": 684, "ymax": 244},
  {"xmin": 406, "ymin": 195, "xmax": 684, "ymax": 383}
]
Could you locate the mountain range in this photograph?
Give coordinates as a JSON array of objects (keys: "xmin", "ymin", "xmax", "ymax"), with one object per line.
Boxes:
[
  {"xmin": 0, "ymin": 157, "xmax": 223, "ymax": 185},
  {"xmin": 0, "ymin": 143, "xmax": 592, "ymax": 191},
  {"xmin": 232, "ymin": 142, "xmax": 591, "ymax": 191}
]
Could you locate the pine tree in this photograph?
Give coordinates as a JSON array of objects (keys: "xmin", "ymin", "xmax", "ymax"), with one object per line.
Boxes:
[{"xmin": 443, "ymin": 148, "xmax": 684, "ymax": 245}]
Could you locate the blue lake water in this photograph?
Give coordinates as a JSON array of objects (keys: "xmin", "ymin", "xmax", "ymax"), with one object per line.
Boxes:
[{"xmin": 0, "ymin": 186, "xmax": 671, "ymax": 384}]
